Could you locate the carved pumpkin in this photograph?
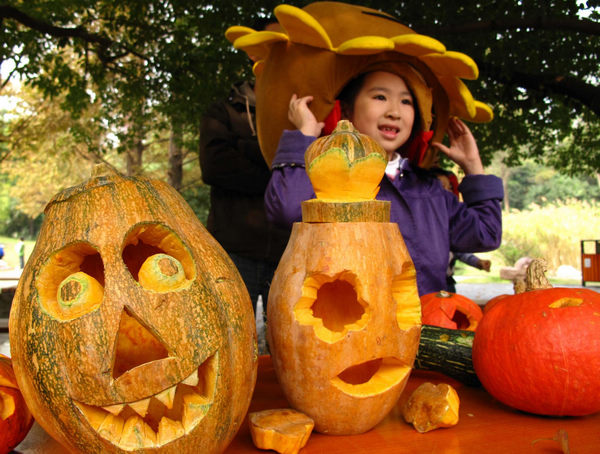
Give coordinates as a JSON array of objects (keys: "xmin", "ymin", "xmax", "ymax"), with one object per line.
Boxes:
[
  {"xmin": 305, "ymin": 120, "xmax": 387, "ymax": 202},
  {"xmin": 473, "ymin": 259, "xmax": 600, "ymax": 416},
  {"xmin": 421, "ymin": 291, "xmax": 483, "ymax": 331},
  {"xmin": 267, "ymin": 120, "xmax": 421, "ymax": 435},
  {"xmin": 0, "ymin": 354, "xmax": 34, "ymax": 453},
  {"xmin": 9, "ymin": 166, "xmax": 257, "ymax": 452}
]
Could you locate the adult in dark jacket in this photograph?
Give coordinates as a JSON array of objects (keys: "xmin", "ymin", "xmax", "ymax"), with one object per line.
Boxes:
[{"xmin": 200, "ymin": 81, "xmax": 290, "ymax": 315}]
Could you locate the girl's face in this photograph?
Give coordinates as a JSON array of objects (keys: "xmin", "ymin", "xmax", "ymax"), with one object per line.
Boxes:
[{"xmin": 350, "ymin": 71, "xmax": 415, "ymax": 158}]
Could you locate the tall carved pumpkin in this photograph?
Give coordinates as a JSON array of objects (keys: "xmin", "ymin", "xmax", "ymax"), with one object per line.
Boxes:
[
  {"xmin": 267, "ymin": 121, "xmax": 421, "ymax": 435},
  {"xmin": 9, "ymin": 166, "xmax": 257, "ymax": 453}
]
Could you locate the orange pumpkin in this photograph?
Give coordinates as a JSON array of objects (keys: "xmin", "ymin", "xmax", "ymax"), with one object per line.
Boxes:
[
  {"xmin": 421, "ymin": 291, "xmax": 483, "ymax": 331},
  {"xmin": 0, "ymin": 354, "xmax": 34, "ymax": 453},
  {"xmin": 267, "ymin": 120, "xmax": 421, "ymax": 435},
  {"xmin": 473, "ymin": 259, "xmax": 600, "ymax": 416},
  {"xmin": 9, "ymin": 165, "xmax": 257, "ymax": 452},
  {"xmin": 304, "ymin": 120, "xmax": 387, "ymax": 202}
]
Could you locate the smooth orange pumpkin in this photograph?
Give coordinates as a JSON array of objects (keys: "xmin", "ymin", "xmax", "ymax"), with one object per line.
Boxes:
[
  {"xmin": 9, "ymin": 165, "xmax": 257, "ymax": 453},
  {"xmin": 473, "ymin": 259, "xmax": 600, "ymax": 416},
  {"xmin": 268, "ymin": 121, "xmax": 421, "ymax": 435},
  {"xmin": 0, "ymin": 354, "xmax": 34, "ymax": 453},
  {"xmin": 421, "ymin": 291, "xmax": 483, "ymax": 331}
]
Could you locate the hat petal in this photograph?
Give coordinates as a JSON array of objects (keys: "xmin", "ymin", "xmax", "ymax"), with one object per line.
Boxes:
[
  {"xmin": 391, "ymin": 34, "xmax": 446, "ymax": 56},
  {"xmin": 274, "ymin": 4, "xmax": 333, "ymax": 50},
  {"xmin": 420, "ymin": 51, "xmax": 479, "ymax": 80},
  {"xmin": 337, "ymin": 36, "xmax": 395, "ymax": 55}
]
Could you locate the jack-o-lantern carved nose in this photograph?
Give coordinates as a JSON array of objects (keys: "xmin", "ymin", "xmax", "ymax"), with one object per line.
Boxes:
[{"xmin": 113, "ymin": 308, "xmax": 169, "ymax": 379}]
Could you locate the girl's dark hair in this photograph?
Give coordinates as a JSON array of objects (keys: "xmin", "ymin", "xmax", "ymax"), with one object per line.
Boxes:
[{"xmin": 337, "ymin": 72, "xmax": 422, "ymax": 154}]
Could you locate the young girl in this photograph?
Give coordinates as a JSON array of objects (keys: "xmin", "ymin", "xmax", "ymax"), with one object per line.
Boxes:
[{"xmin": 265, "ymin": 69, "xmax": 503, "ymax": 296}]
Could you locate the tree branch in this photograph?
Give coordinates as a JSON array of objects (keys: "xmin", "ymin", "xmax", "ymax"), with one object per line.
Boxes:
[
  {"xmin": 479, "ymin": 63, "xmax": 600, "ymax": 116},
  {"xmin": 419, "ymin": 16, "xmax": 600, "ymax": 35},
  {"xmin": 0, "ymin": 5, "xmax": 148, "ymax": 63}
]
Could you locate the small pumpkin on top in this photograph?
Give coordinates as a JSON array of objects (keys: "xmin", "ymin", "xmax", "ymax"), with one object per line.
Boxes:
[{"xmin": 305, "ymin": 120, "xmax": 388, "ymax": 202}]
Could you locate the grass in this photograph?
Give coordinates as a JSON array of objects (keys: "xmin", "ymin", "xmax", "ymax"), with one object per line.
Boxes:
[
  {"xmin": 451, "ymin": 200, "xmax": 600, "ymax": 286},
  {"xmin": 0, "ymin": 236, "xmax": 36, "ymax": 270}
]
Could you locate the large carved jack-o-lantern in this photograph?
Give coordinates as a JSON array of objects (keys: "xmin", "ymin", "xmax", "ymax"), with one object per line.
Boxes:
[
  {"xmin": 267, "ymin": 121, "xmax": 421, "ymax": 435},
  {"xmin": 9, "ymin": 166, "xmax": 257, "ymax": 453}
]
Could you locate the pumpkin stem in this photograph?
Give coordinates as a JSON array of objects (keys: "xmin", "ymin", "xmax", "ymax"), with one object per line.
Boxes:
[
  {"xmin": 333, "ymin": 119, "xmax": 356, "ymax": 133},
  {"xmin": 516, "ymin": 258, "xmax": 553, "ymax": 294}
]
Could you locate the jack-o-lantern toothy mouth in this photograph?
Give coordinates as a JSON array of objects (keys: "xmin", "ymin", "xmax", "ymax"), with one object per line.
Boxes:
[
  {"xmin": 75, "ymin": 353, "xmax": 218, "ymax": 450},
  {"xmin": 330, "ymin": 357, "xmax": 410, "ymax": 398}
]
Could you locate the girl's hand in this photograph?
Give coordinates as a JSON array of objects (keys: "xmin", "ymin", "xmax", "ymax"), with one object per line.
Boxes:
[
  {"xmin": 288, "ymin": 94, "xmax": 324, "ymax": 137},
  {"xmin": 431, "ymin": 117, "xmax": 484, "ymax": 175}
]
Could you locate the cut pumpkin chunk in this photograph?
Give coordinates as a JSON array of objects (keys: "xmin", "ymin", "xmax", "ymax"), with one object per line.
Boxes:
[
  {"xmin": 402, "ymin": 382, "xmax": 460, "ymax": 433},
  {"xmin": 249, "ymin": 408, "xmax": 314, "ymax": 454}
]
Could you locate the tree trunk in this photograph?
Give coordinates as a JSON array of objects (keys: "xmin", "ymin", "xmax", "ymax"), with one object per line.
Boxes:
[
  {"xmin": 168, "ymin": 124, "xmax": 183, "ymax": 191},
  {"xmin": 126, "ymin": 138, "xmax": 144, "ymax": 176},
  {"xmin": 500, "ymin": 166, "xmax": 511, "ymax": 212}
]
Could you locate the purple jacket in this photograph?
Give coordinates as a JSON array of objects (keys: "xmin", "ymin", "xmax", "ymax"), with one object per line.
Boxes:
[{"xmin": 265, "ymin": 130, "xmax": 503, "ymax": 296}]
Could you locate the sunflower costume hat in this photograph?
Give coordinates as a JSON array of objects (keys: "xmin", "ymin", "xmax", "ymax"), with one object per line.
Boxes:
[{"xmin": 226, "ymin": 1, "xmax": 493, "ymax": 168}]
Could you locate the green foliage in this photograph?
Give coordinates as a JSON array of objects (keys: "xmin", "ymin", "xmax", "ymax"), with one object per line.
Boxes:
[
  {"xmin": 1, "ymin": 0, "xmax": 599, "ymax": 173},
  {"xmin": 495, "ymin": 200, "xmax": 600, "ymax": 272},
  {"xmin": 180, "ymin": 184, "xmax": 211, "ymax": 226},
  {"xmin": 505, "ymin": 161, "xmax": 600, "ymax": 210}
]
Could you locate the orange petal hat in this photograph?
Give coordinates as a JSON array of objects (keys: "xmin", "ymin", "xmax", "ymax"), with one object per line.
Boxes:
[{"xmin": 226, "ymin": 1, "xmax": 493, "ymax": 168}]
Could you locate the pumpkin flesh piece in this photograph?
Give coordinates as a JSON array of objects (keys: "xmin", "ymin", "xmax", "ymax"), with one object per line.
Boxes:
[
  {"xmin": 249, "ymin": 409, "xmax": 314, "ymax": 454},
  {"xmin": 138, "ymin": 253, "xmax": 187, "ymax": 292},
  {"xmin": 402, "ymin": 382, "xmax": 460, "ymax": 433}
]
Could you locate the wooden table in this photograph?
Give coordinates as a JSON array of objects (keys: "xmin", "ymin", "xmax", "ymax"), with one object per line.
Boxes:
[{"xmin": 15, "ymin": 355, "xmax": 600, "ymax": 453}]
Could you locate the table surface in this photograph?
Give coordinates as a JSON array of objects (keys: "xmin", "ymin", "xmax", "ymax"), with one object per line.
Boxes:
[{"xmin": 15, "ymin": 355, "xmax": 600, "ymax": 453}]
